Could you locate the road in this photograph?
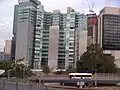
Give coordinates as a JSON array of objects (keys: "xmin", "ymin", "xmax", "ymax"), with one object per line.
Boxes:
[
  {"xmin": 39, "ymin": 74, "xmax": 120, "ymax": 86},
  {"xmin": 0, "ymin": 73, "xmax": 120, "ymax": 90}
]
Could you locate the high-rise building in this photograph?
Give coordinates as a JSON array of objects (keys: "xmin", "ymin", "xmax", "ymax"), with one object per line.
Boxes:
[
  {"xmin": 33, "ymin": 3, "xmax": 44, "ymax": 69},
  {"xmin": 98, "ymin": 7, "xmax": 120, "ymax": 68},
  {"xmin": 41, "ymin": 8, "xmax": 87, "ymax": 71},
  {"xmin": 13, "ymin": 0, "xmax": 87, "ymax": 70},
  {"xmin": 0, "ymin": 51, "xmax": 10, "ymax": 61},
  {"xmin": 87, "ymin": 14, "xmax": 98, "ymax": 46},
  {"xmin": 0, "ymin": 52, "xmax": 4, "ymax": 61},
  {"xmin": 11, "ymin": 37, "xmax": 16, "ymax": 60},
  {"xmin": 13, "ymin": 0, "xmax": 43, "ymax": 68},
  {"xmin": 4, "ymin": 40, "xmax": 12, "ymax": 55},
  {"xmin": 4, "ymin": 40, "xmax": 12, "ymax": 60},
  {"xmin": 41, "ymin": 11, "xmax": 52, "ymax": 68},
  {"xmin": 98, "ymin": 7, "xmax": 120, "ymax": 50}
]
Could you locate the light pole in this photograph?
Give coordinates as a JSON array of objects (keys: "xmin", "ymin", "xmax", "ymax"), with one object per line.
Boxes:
[{"xmin": 22, "ymin": 66, "xmax": 26, "ymax": 81}]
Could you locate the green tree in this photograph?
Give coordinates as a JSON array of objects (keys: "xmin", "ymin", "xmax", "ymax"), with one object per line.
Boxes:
[
  {"xmin": 42, "ymin": 65, "xmax": 50, "ymax": 75},
  {"xmin": 10, "ymin": 62, "xmax": 32, "ymax": 78},
  {"xmin": 0, "ymin": 60, "xmax": 32, "ymax": 78},
  {"xmin": 76, "ymin": 44, "xmax": 118, "ymax": 73},
  {"xmin": 0, "ymin": 61, "xmax": 13, "ymax": 71},
  {"xmin": 66, "ymin": 67, "xmax": 76, "ymax": 73},
  {"xmin": 54, "ymin": 71, "xmax": 68, "ymax": 75},
  {"xmin": 10, "ymin": 64, "xmax": 23, "ymax": 78}
]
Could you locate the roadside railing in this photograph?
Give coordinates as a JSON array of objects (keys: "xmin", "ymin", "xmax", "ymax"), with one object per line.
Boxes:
[{"xmin": 0, "ymin": 79, "xmax": 61, "ymax": 90}]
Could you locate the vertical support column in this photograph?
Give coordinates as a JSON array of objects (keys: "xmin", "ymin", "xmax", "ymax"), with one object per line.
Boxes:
[
  {"xmin": 62, "ymin": 83, "xmax": 64, "ymax": 90},
  {"xmin": 3, "ymin": 79, "xmax": 5, "ymax": 90},
  {"xmin": 16, "ymin": 82, "xmax": 18, "ymax": 90},
  {"xmin": 95, "ymin": 80, "xmax": 97, "ymax": 88},
  {"xmin": 80, "ymin": 81, "xmax": 83, "ymax": 88},
  {"xmin": 44, "ymin": 85, "xmax": 48, "ymax": 90},
  {"xmin": 30, "ymin": 83, "xmax": 32, "ymax": 90}
]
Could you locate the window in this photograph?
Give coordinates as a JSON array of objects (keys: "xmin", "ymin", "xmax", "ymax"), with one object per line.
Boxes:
[
  {"xmin": 43, "ymin": 39, "xmax": 49, "ymax": 41},
  {"xmin": 37, "ymin": 24, "xmax": 41, "ymax": 27},
  {"xmin": 35, "ymin": 41, "xmax": 40, "ymax": 44},
  {"xmin": 69, "ymin": 43, "xmax": 74, "ymax": 46},
  {"xmin": 42, "ymin": 46, "xmax": 48, "ymax": 49},
  {"xmin": 70, "ymin": 27, "xmax": 74, "ymax": 29},
  {"xmin": 34, "ymin": 53, "xmax": 40, "ymax": 56},
  {"xmin": 69, "ymin": 31, "xmax": 74, "ymax": 34},
  {"xmin": 69, "ymin": 54, "xmax": 74, "ymax": 57},
  {"xmin": 58, "ymin": 55, "xmax": 65, "ymax": 57},
  {"xmin": 59, "ymin": 47, "xmax": 65, "ymax": 49},
  {"xmin": 69, "ymin": 59, "xmax": 73, "ymax": 61},
  {"xmin": 58, "ymin": 51, "xmax": 65, "ymax": 53},
  {"xmin": 42, "ymin": 54, "xmax": 48, "ymax": 56},
  {"xmin": 69, "ymin": 51, "xmax": 74, "ymax": 53},
  {"xmin": 70, "ymin": 14, "xmax": 75, "ymax": 18},
  {"xmin": 69, "ymin": 47, "xmax": 74, "ymax": 49}
]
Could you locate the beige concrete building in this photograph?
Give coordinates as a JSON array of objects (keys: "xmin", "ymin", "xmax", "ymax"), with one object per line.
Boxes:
[
  {"xmin": 114, "ymin": 51, "xmax": 120, "ymax": 68},
  {"xmin": 48, "ymin": 26, "xmax": 59, "ymax": 70},
  {"xmin": 98, "ymin": 7, "xmax": 120, "ymax": 68},
  {"xmin": 75, "ymin": 29, "xmax": 87, "ymax": 61},
  {"xmin": 4, "ymin": 40, "xmax": 11, "ymax": 55},
  {"xmin": 98, "ymin": 7, "xmax": 120, "ymax": 48}
]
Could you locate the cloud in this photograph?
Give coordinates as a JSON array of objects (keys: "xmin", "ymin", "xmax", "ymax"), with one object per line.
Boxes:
[
  {"xmin": 0, "ymin": 0, "xmax": 7, "ymax": 3},
  {"xmin": 0, "ymin": 0, "xmax": 17, "ymax": 51},
  {"xmin": 40, "ymin": 0, "xmax": 119, "ymax": 14},
  {"xmin": 0, "ymin": 23, "xmax": 4, "ymax": 26}
]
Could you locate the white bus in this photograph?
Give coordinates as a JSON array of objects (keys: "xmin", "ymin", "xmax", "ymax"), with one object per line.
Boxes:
[{"xmin": 69, "ymin": 73, "xmax": 93, "ymax": 79}]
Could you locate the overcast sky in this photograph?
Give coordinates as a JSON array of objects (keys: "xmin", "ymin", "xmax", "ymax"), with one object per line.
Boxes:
[{"xmin": 0, "ymin": 0, "xmax": 119, "ymax": 51}]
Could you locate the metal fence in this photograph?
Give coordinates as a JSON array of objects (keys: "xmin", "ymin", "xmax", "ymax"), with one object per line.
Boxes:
[{"xmin": 0, "ymin": 79, "xmax": 61, "ymax": 90}]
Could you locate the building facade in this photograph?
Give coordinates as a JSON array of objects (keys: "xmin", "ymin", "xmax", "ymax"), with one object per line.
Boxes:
[
  {"xmin": 4, "ymin": 40, "xmax": 12, "ymax": 55},
  {"xmin": 87, "ymin": 14, "xmax": 98, "ymax": 46},
  {"xmin": 0, "ymin": 52, "xmax": 4, "ymax": 61},
  {"xmin": 13, "ymin": 0, "xmax": 87, "ymax": 70},
  {"xmin": 98, "ymin": 7, "xmax": 120, "ymax": 50},
  {"xmin": 13, "ymin": 0, "xmax": 43, "ymax": 68},
  {"xmin": 4, "ymin": 40, "xmax": 12, "ymax": 60},
  {"xmin": 44, "ymin": 8, "xmax": 87, "ymax": 70},
  {"xmin": 98, "ymin": 7, "xmax": 120, "ymax": 68},
  {"xmin": 0, "ymin": 52, "xmax": 10, "ymax": 61}
]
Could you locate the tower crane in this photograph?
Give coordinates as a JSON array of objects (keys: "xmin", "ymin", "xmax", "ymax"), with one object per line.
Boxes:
[
  {"xmin": 86, "ymin": 0, "xmax": 96, "ymax": 24},
  {"xmin": 86, "ymin": 0, "xmax": 97, "ymax": 44},
  {"xmin": 86, "ymin": 0, "xmax": 94, "ymax": 13}
]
